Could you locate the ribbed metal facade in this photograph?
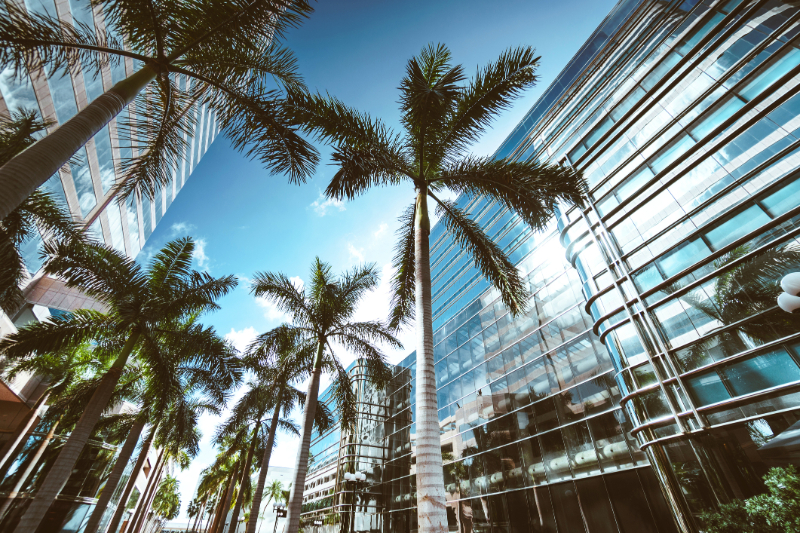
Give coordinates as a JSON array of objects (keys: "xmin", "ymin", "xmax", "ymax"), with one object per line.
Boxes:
[{"xmin": 308, "ymin": 0, "xmax": 800, "ymax": 531}]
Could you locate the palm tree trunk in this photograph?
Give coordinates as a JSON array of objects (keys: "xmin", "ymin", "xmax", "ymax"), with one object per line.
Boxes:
[
  {"xmin": 126, "ymin": 448, "xmax": 164, "ymax": 533},
  {"xmin": 413, "ymin": 190, "xmax": 448, "ymax": 533},
  {"xmin": 229, "ymin": 429, "xmax": 258, "ymax": 533},
  {"xmin": 285, "ymin": 342, "xmax": 324, "ymax": 533},
  {"xmin": 0, "ymin": 66, "xmax": 157, "ymax": 222},
  {"xmin": 84, "ymin": 415, "xmax": 147, "ymax": 533},
  {"xmin": 0, "ymin": 418, "xmax": 60, "ymax": 520},
  {"xmin": 131, "ymin": 451, "xmax": 165, "ymax": 533},
  {"xmin": 0, "ymin": 390, "xmax": 50, "ymax": 473},
  {"xmin": 216, "ymin": 459, "xmax": 241, "ymax": 533},
  {"xmin": 13, "ymin": 331, "xmax": 141, "ymax": 533},
  {"xmin": 192, "ymin": 497, "xmax": 207, "ymax": 533},
  {"xmin": 209, "ymin": 483, "xmax": 229, "ymax": 533},
  {"xmin": 206, "ymin": 486, "xmax": 224, "ymax": 533},
  {"xmin": 106, "ymin": 428, "xmax": 156, "ymax": 533},
  {"xmin": 246, "ymin": 388, "xmax": 284, "ymax": 533}
]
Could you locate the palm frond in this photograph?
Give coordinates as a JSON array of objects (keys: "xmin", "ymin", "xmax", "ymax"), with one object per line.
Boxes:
[
  {"xmin": 388, "ymin": 203, "xmax": 416, "ymax": 331},
  {"xmin": 322, "ymin": 356, "xmax": 357, "ymax": 432},
  {"xmin": 442, "ymin": 46, "xmax": 539, "ymax": 160},
  {"xmin": 250, "ymin": 271, "xmax": 310, "ymax": 327},
  {"xmin": 434, "ymin": 156, "xmax": 586, "ymax": 230},
  {"xmin": 429, "ymin": 193, "xmax": 529, "ymax": 315},
  {"xmin": 0, "ymin": 309, "xmax": 118, "ymax": 360},
  {"xmin": 43, "ymin": 239, "xmax": 147, "ymax": 305}
]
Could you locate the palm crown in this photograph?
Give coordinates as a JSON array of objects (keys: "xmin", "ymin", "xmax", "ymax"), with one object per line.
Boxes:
[
  {"xmin": 0, "ymin": 237, "xmax": 238, "ymax": 533},
  {"xmin": 288, "ymin": 43, "xmax": 586, "ymax": 324},
  {"xmin": 251, "ymin": 258, "xmax": 401, "ymax": 533},
  {"xmin": 0, "ymin": 0, "xmax": 319, "ymax": 220},
  {"xmin": 0, "ymin": 110, "xmax": 84, "ymax": 314}
]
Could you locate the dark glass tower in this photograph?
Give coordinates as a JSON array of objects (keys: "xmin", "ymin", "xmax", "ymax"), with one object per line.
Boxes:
[{"xmin": 304, "ymin": 0, "xmax": 800, "ymax": 532}]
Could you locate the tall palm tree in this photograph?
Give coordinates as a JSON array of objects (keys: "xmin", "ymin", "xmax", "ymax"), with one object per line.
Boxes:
[
  {"xmin": 251, "ymin": 258, "xmax": 401, "ymax": 533},
  {"xmin": 152, "ymin": 475, "xmax": 182, "ymax": 522},
  {"xmin": 243, "ymin": 325, "xmax": 332, "ymax": 533},
  {"xmin": 0, "ymin": 110, "xmax": 84, "ymax": 313},
  {"xmin": 85, "ymin": 315, "xmax": 240, "ymax": 533},
  {"xmin": 0, "ymin": 0, "xmax": 319, "ymax": 221},
  {"xmin": 0, "ymin": 237, "xmax": 237, "ymax": 532},
  {"xmin": 287, "ymin": 44, "xmax": 586, "ymax": 531}
]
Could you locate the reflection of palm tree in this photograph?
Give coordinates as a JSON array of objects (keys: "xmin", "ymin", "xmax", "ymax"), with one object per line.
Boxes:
[{"xmin": 672, "ymin": 244, "xmax": 800, "ymax": 368}]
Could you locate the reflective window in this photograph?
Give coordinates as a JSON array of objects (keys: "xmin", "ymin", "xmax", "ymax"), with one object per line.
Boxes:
[
  {"xmin": 0, "ymin": 67, "xmax": 40, "ymax": 115},
  {"xmin": 106, "ymin": 204, "xmax": 125, "ymax": 253},
  {"xmin": 46, "ymin": 68, "xmax": 79, "ymax": 124},
  {"xmin": 125, "ymin": 195, "xmax": 140, "ymax": 254},
  {"xmin": 141, "ymin": 194, "xmax": 153, "ymax": 238},
  {"xmin": 70, "ymin": 147, "xmax": 97, "ymax": 216},
  {"xmin": 93, "ymin": 125, "xmax": 116, "ymax": 194}
]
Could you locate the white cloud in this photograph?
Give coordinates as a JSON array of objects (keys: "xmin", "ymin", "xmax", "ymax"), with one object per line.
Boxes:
[
  {"xmin": 374, "ymin": 222, "xmax": 388, "ymax": 238},
  {"xmin": 289, "ymin": 276, "xmax": 305, "ymax": 291},
  {"xmin": 347, "ymin": 243, "xmax": 364, "ymax": 264},
  {"xmin": 170, "ymin": 221, "xmax": 195, "ymax": 236},
  {"xmin": 193, "ymin": 238, "xmax": 209, "ymax": 269},
  {"xmin": 309, "ymin": 192, "xmax": 345, "ymax": 216},
  {"xmin": 224, "ymin": 326, "xmax": 258, "ymax": 353}
]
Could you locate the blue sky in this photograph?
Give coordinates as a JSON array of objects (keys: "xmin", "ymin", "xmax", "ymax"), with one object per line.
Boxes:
[{"xmin": 147, "ymin": 0, "xmax": 620, "ymax": 522}]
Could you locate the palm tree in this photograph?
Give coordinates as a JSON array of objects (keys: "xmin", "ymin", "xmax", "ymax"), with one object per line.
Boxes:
[
  {"xmin": 85, "ymin": 315, "xmax": 240, "ymax": 533},
  {"xmin": 152, "ymin": 475, "xmax": 182, "ymax": 522},
  {"xmin": 0, "ymin": 110, "xmax": 85, "ymax": 313},
  {"xmin": 187, "ymin": 497, "xmax": 205, "ymax": 533},
  {"xmin": 251, "ymin": 258, "xmax": 401, "ymax": 533},
  {"xmin": 0, "ymin": 0, "xmax": 319, "ymax": 221},
  {"xmin": 243, "ymin": 325, "xmax": 333, "ymax": 533},
  {"xmin": 286, "ymin": 44, "xmax": 586, "ymax": 531},
  {"xmin": 264, "ymin": 480, "xmax": 285, "ymax": 510},
  {"xmin": 0, "ymin": 236, "xmax": 237, "ymax": 532}
]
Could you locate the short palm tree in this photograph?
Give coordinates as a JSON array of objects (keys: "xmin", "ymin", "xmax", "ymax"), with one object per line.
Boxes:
[
  {"xmin": 0, "ymin": 237, "xmax": 237, "ymax": 532},
  {"xmin": 243, "ymin": 325, "xmax": 333, "ymax": 533},
  {"xmin": 85, "ymin": 316, "xmax": 240, "ymax": 533},
  {"xmin": 251, "ymin": 258, "xmax": 401, "ymax": 533},
  {"xmin": 152, "ymin": 475, "xmax": 182, "ymax": 522},
  {"xmin": 0, "ymin": 0, "xmax": 319, "ymax": 221},
  {"xmin": 287, "ymin": 44, "xmax": 586, "ymax": 532},
  {"xmin": 0, "ymin": 110, "xmax": 84, "ymax": 313}
]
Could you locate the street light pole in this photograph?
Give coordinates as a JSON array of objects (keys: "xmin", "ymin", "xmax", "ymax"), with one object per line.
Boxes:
[
  {"xmin": 343, "ymin": 471, "xmax": 366, "ymax": 533},
  {"xmin": 271, "ymin": 503, "xmax": 286, "ymax": 533}
]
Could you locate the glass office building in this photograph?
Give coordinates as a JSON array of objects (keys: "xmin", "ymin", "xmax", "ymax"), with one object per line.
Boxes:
[
  {"xmin": 303, "ymin": 0, "xmax": 800, "ymax": 532},
  {"xmin": 0, "ymin": 0, "xmax": 218, "ymax": 274}
]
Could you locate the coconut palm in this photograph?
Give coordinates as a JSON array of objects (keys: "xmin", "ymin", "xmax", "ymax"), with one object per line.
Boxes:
[
  {"xmin": 0, "ymin": 0, "xmax": 319, "ymax": 221},
  {"xmin": 186, "ymin": 497, "xmax": 205, "ymax": 533},
  {"xmin": 85, "ymin": 316, "xmax": 240, "ymax": 533},
  {"xmin": 286, "ymin": 43, "xmax": 586, "ymax": 531},
  {"xmin": 250, "ymin": 258, "xmax": 401, "ymax": 533},
  {"xmin": 0, "ymin": 110, "xmax": 84, "ymax": 314},
  {"xmin": 0, "ymin": 236, "xmax": 237, "ymax": 532}
]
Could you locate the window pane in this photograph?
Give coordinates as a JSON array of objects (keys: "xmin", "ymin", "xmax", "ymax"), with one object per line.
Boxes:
[
  {"xmin": 106, "ymin": 204, "xmax": 125, "ymax": 253},
  {"xmin": 605, "ymin": 469, "xmax": 659, "ymax": 533},
  {"xmin": 575, "ymin": 476, "xmax": 617, "ymax": 533},
  {"xmin": 46, "ymin": 68, "xmax": 79, "ymax": 124},
  {"xmin": 93, "ymin": 125, "xmax": 116, "ymax": 194},
  {"xmin": 125, "ymin": 195, "xmax": 140, "ymax": 255},
  {"xmin": 704, "ymin": 205, "xmax": 770, "ymax": 250},
  {"xmin": 0, "ymin": 66, "xmax": 40, "ymax": 115},
  {"xmin": 721, "ymin": 349, "xmax": 800, "ymax": 397},
  {"xmin": 539, "ymin": 430, "xmax": 571, "ymax": 483},
  {"xmin": 549, "ymin": 480, "xmax": 586, "ymax": 533},
  {"xmin": 70, "ymin": 147, "xmax": 96, "ymax": 217}
]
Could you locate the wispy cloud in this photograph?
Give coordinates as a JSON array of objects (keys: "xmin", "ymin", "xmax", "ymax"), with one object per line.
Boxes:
[
  {"xmin": 255, "ymin": 275, "xmax": 304, "ymax": 323},
  {"xmin": 374, "ymin": 222, "xmax": 388, "ymax": 238},
  {"xmin": 171, "ymin": 221, "xmax": 196, "ymax": 236},
  {"xmin": 310, "ymin": 192, "xmax": 345, "ymax": 216},
  {"xmin": 347, "ymin": 243, "xmax": 364, "ymax": 263},
  {"xmin": 193, "ymin": 238, "xmax": 210, "ymax": 270},
  {"xmin": 224, "ymin": 326, "xmax": 258, "ymax": 353}
]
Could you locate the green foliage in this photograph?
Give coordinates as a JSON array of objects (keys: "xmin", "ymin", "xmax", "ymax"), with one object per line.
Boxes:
[
  {"xmin": 0, "ymin": 0, "xmax": 319, "ymax": 201},
  {"xmin": 287, "ymin": 43, "xmax": 587, "ymax": 325},
  {"xmin": 152, "ymin": 475, "xmax": 181, "ymax": 521},
  {"xmin": 0, "ymin": 110, "xmax": 84, "ymax": 314},
  {"xmin": 699, "ymin": 466, "xmax": 800, "ymax": 533}
]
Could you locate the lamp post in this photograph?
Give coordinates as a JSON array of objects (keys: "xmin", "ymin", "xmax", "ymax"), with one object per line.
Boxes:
[
  {"xmin": 271, "ymin": 503, "xmax": 287, "ymax": 533},
  {"xmin": 778, "ymin": 272, "xmax": 800, "ymax": 313},
  {"xmin": 343, "ymin": 471, "xmax": 367, "ymax": 533}
]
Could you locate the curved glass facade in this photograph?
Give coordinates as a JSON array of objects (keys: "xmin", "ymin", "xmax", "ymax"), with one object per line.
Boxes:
[
  {"xmin": 302, "ymin": 1, "xmax": 800, "ymax": 532},
  {"xmin": 0, "ymin": 429, "xmax": 127, "ymax": 532}
]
